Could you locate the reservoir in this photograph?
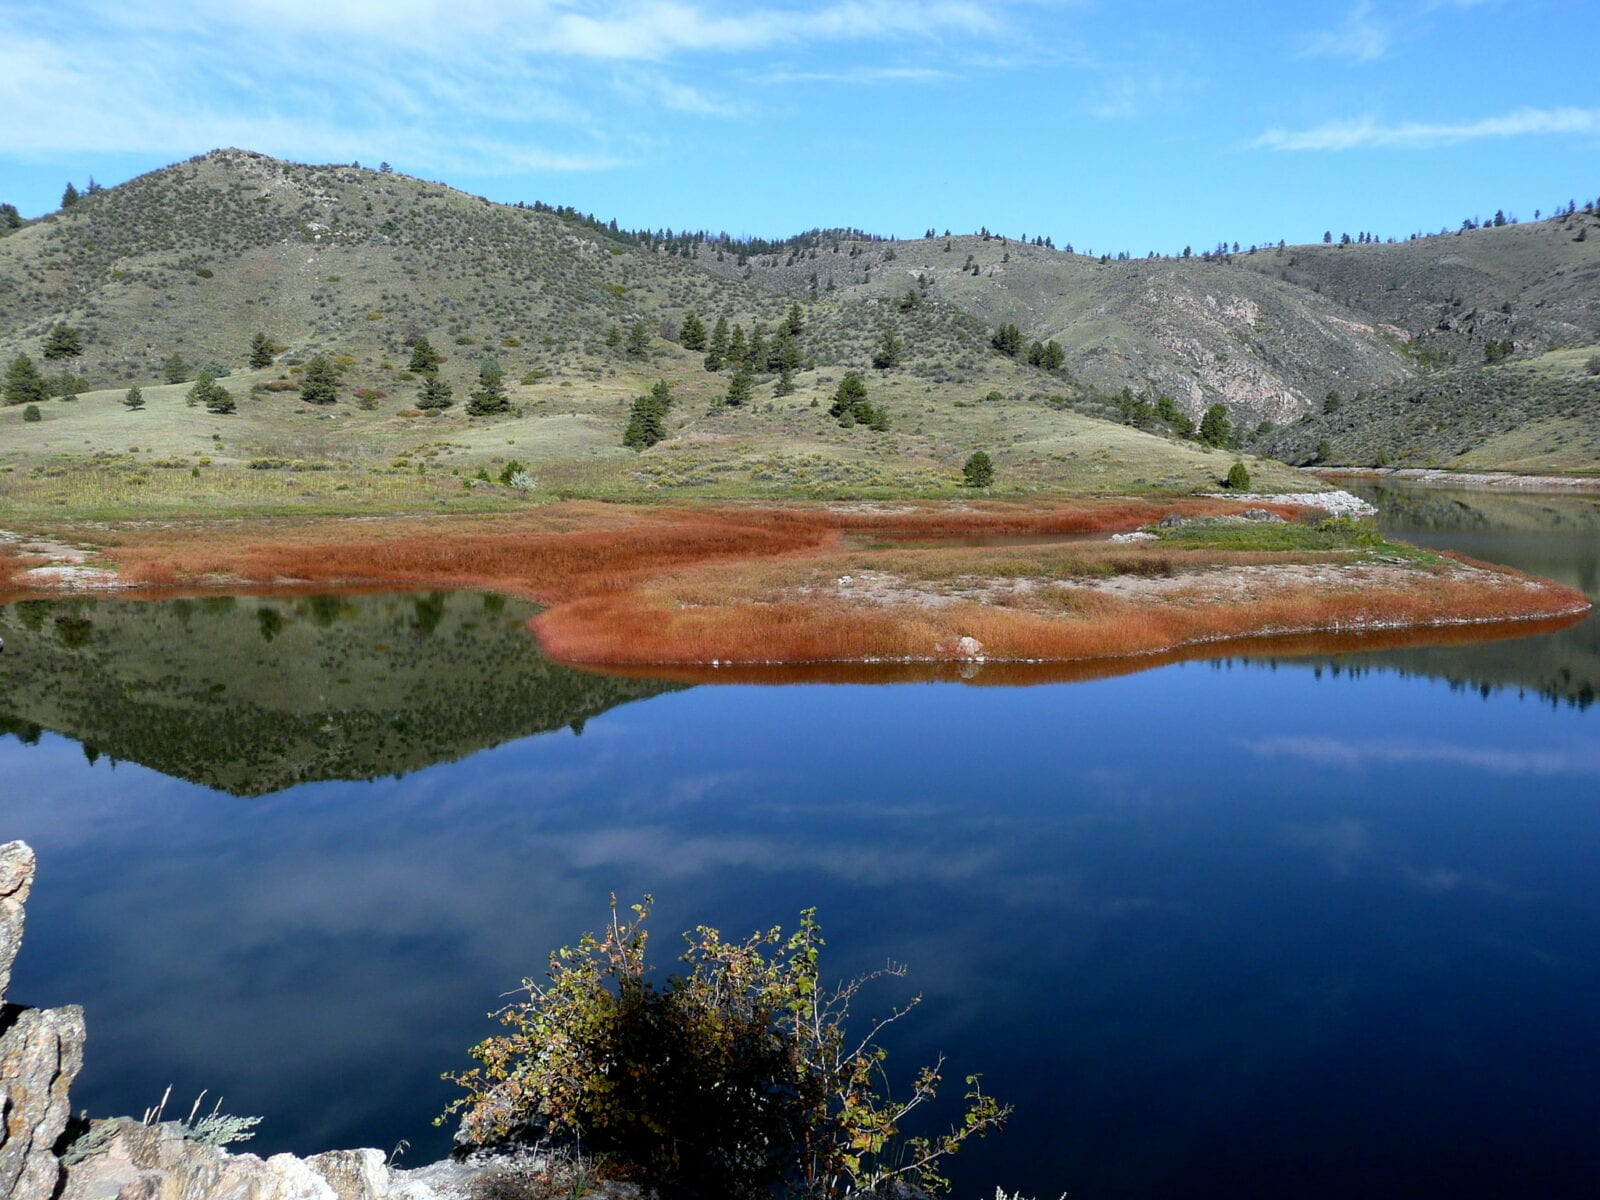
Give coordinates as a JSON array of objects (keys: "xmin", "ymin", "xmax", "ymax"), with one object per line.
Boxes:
[{"xmin": 3, "ymin": 482, "xmax": 1598, "ymax": 1198}]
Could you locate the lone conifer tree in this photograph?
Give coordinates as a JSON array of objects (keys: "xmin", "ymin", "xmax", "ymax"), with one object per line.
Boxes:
[
  {"xmin": 408, "ymin": 337, "xmax": 441, "ymax": 374},
  {"xmin": 300, "ymin": 355, "xmax": 340, "ymax": 405},
  {"xmin": 1199, "ymin": 403, "xmax": 1231, "ymax": 447},
  {"xmin": 4, "ymin": 354, "xmax": 49, "ymax": 407},
  {"xmin": 249, "ymin": 333, "xmax": 275, "ymax": 369},
  {"xmin": 724, "ymin": 365, "xmax": 754, "ymax": 407},
  {"xmin": 872, "ymin": 329, "xmax": 902, "ymax": 370},
  {"xmin": 962, "ymin": 451, "xmax": 995, "ymax": 488},
  {"xmin": 162, "ymin": 353, "xmax": 190, "ymax": 384},
  {"xmin": 204, "ymin": 381, "xmax": 236, "ymax": 414},
  {"xmin": 704, "ymin": 317, "xmax": 730, "ymax": 372},
  {"xmin": 43, "ymin": 324, "xmax": 83, "ymax": 360},
  {"xmin": 123, "ymin": 385, "xmax": 145, "ymax": 411},
  {"xmin": 61, "ymin": 182, "xmax": 80, "ymax": 209},
  {"xmin": 680, "ymin": 312, "xmax": 707, "ymax": 351},
  {"xmin": 467, "ymin": 358, "xmax": 510, "ymax": 416},
  {"xmin": 417, "ymin": 375, "xmax": 454, "ymax": 410}
]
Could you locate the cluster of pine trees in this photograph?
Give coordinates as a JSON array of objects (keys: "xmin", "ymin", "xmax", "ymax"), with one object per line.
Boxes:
[{"xmin": 990, "ymin": 324, "xmax": 1064, "ymax": 370}]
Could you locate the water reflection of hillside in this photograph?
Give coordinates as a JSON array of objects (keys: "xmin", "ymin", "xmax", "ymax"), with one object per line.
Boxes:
[
  {"xmin": 1286, "ymin": 485, "xmax": 1600, "ymax": 708},
  {"xmin": 0, "ymin": 592, "xmax": 678, "ymax": 795}
]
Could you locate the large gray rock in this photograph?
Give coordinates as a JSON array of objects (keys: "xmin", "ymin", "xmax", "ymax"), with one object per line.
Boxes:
[
  {"xmin": 59, "ymin": 1123, "xmax": 650, "ymax": 1200},
  {"xmin": 1, "ymin": 839, "xmax": 87, "ymax": 1200},
  {"xmin": 1, "ymin": 1006, "xmax": 87, "ymax": 1198},
  {"xmin": 0, "ymin": 840, "xmax": 36, "ymax": 1006}
]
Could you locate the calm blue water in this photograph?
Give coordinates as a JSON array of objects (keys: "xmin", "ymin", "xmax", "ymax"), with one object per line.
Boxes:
[{"xmin": 4, "ymin": 486, "xmax": 1600, "ymax": 1198}]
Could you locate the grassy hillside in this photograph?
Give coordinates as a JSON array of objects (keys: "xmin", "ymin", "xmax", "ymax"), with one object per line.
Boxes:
[
  {"xmin": 4, "ymin": 149, "xmax": 1597, "ymax": 494},
  {"xmin": 1253, "ymin": 346, "xmax": 1600, "ymax": 472},
  {"xmin": 0, "ymin": 150, "xmax": 1307, "ymax": 508},
  {"xmin": 694, "ymin": 231, "xmax": 1415, "ymax": 428},
  {"xmin": 0, "ymin": 589, "xmax": 676, "ymax": 795}
]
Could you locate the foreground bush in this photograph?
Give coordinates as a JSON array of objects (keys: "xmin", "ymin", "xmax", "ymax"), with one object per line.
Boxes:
[{"xmin": 442, "ymin": 898, "xmax": 1009, "ymax": 1198}]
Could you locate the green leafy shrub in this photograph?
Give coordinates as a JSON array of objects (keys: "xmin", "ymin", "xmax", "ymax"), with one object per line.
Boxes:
[
  {"xmin": 963, "ymin": 450, "xmax": 995, "ymax": 488},
  {"xmin": 1224, "ymin": 461, "xmax": 1251, "ymax": 489},
  {"xmin": 442, "ymin": 898, "xmax": 1009, "ymax": 1199}
]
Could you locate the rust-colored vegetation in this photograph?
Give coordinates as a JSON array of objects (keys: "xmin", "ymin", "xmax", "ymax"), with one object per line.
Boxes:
[{"xmin": 2, "ymin": 498, "xmax": 1588, "ymax": 668}]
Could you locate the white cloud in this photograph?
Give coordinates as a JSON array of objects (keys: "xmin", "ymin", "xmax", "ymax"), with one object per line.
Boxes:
[
  {"xmin": 756, "ymin": 65, "xmax": 954, "ymax": 85},
  {"xmin": 1301, "ymin": 1, "xmax": 1391, "ymax": 61},
  {"xmin": 0, "ymin": 0, "xmax": 1027, "ymax": 173},
  {"xmin": 1239, "ymin": 733, "xmax": 1600, "ymax": 775},
  {"xmin": 1253, "ymin": 105, "xmax": 1600, "ymax": 151}
]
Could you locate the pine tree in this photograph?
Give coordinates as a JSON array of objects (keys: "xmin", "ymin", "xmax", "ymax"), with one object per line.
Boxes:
[
  {"xmin": 726, "ymin": 324, "xmax": 748, "ymax": 367},
  {"xmin": 300, "ymin": 355, "xmax": 340, "ymax": 405},
  {"xmin": 626, "ymin": 320, "xmax": 653, "ymax": 358},
  {"xmin": 623, "ymin": 380, "xmax": 672, "ymax": 449},
  {"xmin": 417, "ymin": 375, "xmax": 454, "ymax": 410},
  {"xmin": 1199, "ymin": 403, "xmax": 1231, "ymax": 447},
  {"xmin": 467, "ymin": 358, "xmax": 510, "ymax": 416},
  {"xmin": 408, "ymin": 337, "xmax": 442, "ymax": 374},
  {"xmin": 162, "ymin": 353, "xmax": 190, "ymax": 384},
  {"xmin": 774, "ymin": 366, "xmax": 796, "ymax": 397},
  {"xmin": 704, "ymin": 317, "xmax": 729, "ymax": 372},
  {"xmin": 0, "ymin": 203, "xmax": 21, "ymax": 230},
  {"xmin": 4, "ymin": 354, "xmax": 48, "ymax": 407},
  {"xmin": 680, "ymin": 312, "xmax": 708, "ymax": 351},
  {"xmin": 61, "ymin": 182, "xmax": 80, "ymax": 209},
  {"xmin": 962, "ymin": 451, "xmax": 995, "ymax": 488},
  {"xmin": 785, "ymin": 302, "xmax": 804, "ymax": 337},
  {"xmin": 42, "ymin": 324, "xmax": 83, "ymax": 360},
  {"xmin": 187, "ymin": 372, "xmax": 218, "ymax": 409},
  {"xmin": 724, "ymin": 365, "xmax": 754, "ymax": 407},
  {"xmin": 872, "ymin": 329, "xmax": 902, "ymax": 370},
  {"xmin": 249, "ymin": 333, "xmax": 275, "ymax": 369},
  {"xmin": 773, "ymin": 327, "xmax": 802, "ymax": 373},
  {"xmin": 123, "ymin": 385, "xmax": 144, "ymax": 410},
  {"xmin": 990, "ymin": 324, "xmax": 1024, "ymax": 357},
  {"xmin": 204, "ymin": 381, "xmax": 236, "ymax": 414}
]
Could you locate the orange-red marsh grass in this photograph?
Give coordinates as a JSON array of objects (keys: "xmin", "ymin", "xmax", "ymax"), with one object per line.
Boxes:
[{"xmin": 1, "ymin": 498, "xmax": 1588, "ymax": 667}]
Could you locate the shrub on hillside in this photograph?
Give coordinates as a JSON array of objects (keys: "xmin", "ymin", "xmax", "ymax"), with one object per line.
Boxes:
[
  {"xmin": 1225, "ymin": 461, "xmax": 1251, "ymax": 489},
  {"xmin": 23, "ymin": 404, "xmax": 42, "ymax": 422},
  {"xmin": 963, "ymin": 450, "xmax": 995, "ymax": 488},
  {"xmin": 442, "ymin": 898, "xmax": 1009, "ymax": 1199}
]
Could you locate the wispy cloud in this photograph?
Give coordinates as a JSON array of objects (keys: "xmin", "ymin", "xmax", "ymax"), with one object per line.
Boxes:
[
  {"xmin": 1252, "ymin": 105, "xmax": 1600, "ymax": 151},
  {"xmin": 756, "ymin": 65, "xmax": 954, "ymax": 85},
  {"xmin": 1239, "ymin": 734, "xmax": 1600, "ymax": 775},
  {"xmin": 1301, "ymin": 1, "xmax": 1390, "ymax": 62},
  {"xmin": 0, "ymin": 0, "xmax": 1026, "ymax": 174}
]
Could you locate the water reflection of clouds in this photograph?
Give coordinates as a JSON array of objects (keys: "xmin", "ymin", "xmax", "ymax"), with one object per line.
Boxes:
[{"xmin": 1240, "ymin": 734, "xmax": 1600, "ymax": 776}]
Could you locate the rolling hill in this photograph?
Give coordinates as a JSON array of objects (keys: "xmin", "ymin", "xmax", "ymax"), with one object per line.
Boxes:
[{"xmin": 2, "ymin": 148, "xmax": 1598, "ymax": 495}]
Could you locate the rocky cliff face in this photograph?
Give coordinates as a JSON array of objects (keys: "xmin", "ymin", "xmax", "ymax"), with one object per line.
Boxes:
[{"xmin": 1, "ymin": 840, "xmax": 87, "ymax": 1200}]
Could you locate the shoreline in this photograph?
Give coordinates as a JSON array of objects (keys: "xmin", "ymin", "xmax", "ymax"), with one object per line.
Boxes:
[
  {"xmin": 1, "ymin": 496, "xmax": 1589, "ymax": 672},
  {"xmin": 1316, "ymin": 467, "xmax": 1600, "ymax": 494}
]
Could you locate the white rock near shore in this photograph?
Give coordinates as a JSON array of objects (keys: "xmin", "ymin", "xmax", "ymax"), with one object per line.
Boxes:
[{"xmin": 1199, "ymin": 489, "xmax": 1377, "ymax": 517}]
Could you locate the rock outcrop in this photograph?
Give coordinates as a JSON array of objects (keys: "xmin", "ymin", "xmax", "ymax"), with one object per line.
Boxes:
[
  {"xmin": 57, "ymin": 1122, "xmax": 644, "ymax": 1200},
  {"xmin": 4, "ymin": 841, "xmax": 644, "ymax": 1200},
  {"xmin": 1, "ymin": 840, "xmax": 88, "ymax": 1200}
]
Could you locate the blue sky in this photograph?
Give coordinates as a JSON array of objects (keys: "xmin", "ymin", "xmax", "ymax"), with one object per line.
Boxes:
[{"xmin": 2, "ymin": 0, "xmax": 1596, "ymax": 252}]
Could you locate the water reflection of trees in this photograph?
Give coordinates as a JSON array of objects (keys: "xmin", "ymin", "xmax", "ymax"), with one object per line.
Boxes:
[{"xmin": 0, "ymin": 592, "xmax": 678, "ymax": 796}]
